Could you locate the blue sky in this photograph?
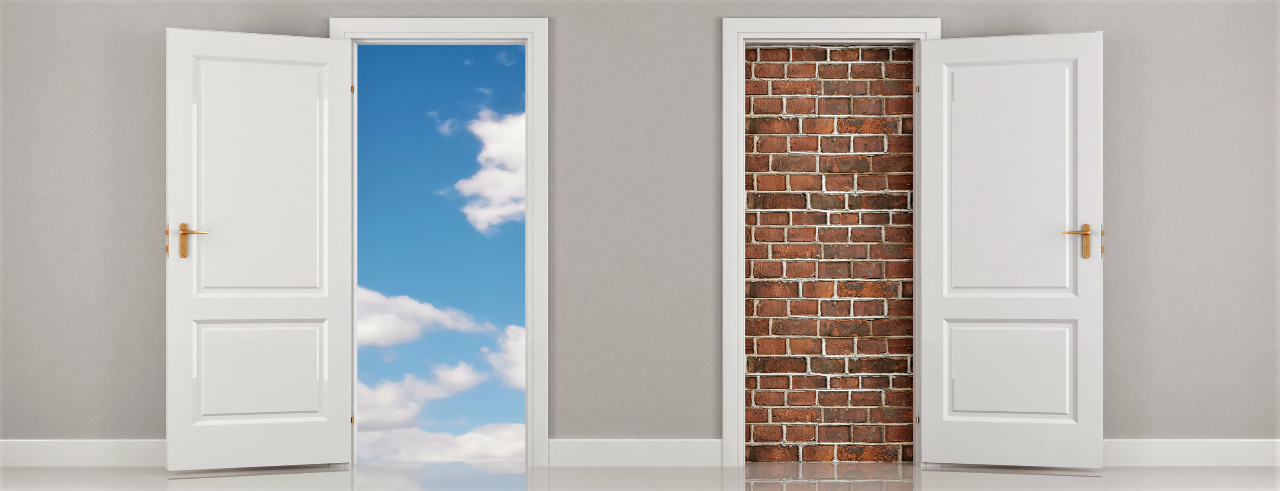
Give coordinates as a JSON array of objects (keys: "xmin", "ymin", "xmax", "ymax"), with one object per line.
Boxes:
[{"xmin": 356, "ymin": 44, "xmax": 526, "ymax": 463}]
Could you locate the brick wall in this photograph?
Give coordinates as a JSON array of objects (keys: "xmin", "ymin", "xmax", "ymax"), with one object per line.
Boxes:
[{"xmin": 745, "ymin": 45, "xmax": 914, "ymax": 463}]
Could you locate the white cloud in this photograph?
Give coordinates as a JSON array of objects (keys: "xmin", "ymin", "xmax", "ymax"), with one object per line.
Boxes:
[
  {"xmin": 476, "ymin": 87, "xmax": 492, "ymax": 95},
  {"xmin": 455, "ymin": 110, "xmax": 526, "ymax": 233},
  {"xmin": 359, "ymin": 424, "xmax": 525, "ymax": 462},
  {"xmin": 481, "ymin": 326, "xmax": 526, "ymax": 390},
  {"xmin": 427, "ymin": 111, "xmax": 456, "ymax": 136},
  {"xmin": 358, "ymin": 287, "xmax": 494, "ymax": 347},
  {"xmin": 357, "ymin": 363, "xmax": 487, "ymax": 432},
  {"xmin": 496, "ymin": 51, "xmax": 517, "ymax": 66}
]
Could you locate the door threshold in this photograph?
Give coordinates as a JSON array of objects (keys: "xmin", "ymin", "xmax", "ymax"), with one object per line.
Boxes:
[
  {"xmin": 921, "ymin": 462, "xmax": 1102, "ymax": 477},
  {"xmin": 168, "ymin": 463, "xmax": 349, "ymax": 480}
]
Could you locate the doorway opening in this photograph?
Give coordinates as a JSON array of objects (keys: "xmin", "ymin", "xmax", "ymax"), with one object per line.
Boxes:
[
  {"xmin": 743, "ymin": 44, "xmax": 916, "ymax": 463},
  {"xmin": 354, "ymin": 44, "xmax": 527, "ymax": 471}
]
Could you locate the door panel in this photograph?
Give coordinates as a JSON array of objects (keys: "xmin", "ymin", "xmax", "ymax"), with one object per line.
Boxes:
[
  {"xmin": 167, "ymin": 28, "xmax": 352, "ymax": 471},
  {"xmin": 918, "ymin": 32, "xmax": 1102, "ymax": 468}
]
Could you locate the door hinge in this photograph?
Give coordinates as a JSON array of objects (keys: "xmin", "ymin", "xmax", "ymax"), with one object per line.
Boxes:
[
  {"xmin": 351, "ymin": 417, "xmax": 355, "ymax": 423},
  {"xmin": 164, "ymin": 226, "xmax": 169, "ymax": 257},
  {"xmin": 915, "ymin": 86, "xmax": 919, "ymax": 92},
  {"xmin": 915, "ymin": 417, "xmax": 920, "ymax": 423},
  {"xmin": 350, "ymin": 86, "xmax": 355, "ymax": 92}
]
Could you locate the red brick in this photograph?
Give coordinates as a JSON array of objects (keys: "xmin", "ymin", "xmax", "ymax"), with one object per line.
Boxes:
[
  {"xmin": 792, "ymin": 212, "xmax": 826, "ymax": 226},
  {"xmin": 830, "ymin": 213, "xmax": 859, "ymax": 225},
  {"xmin": 886, "ymin": 390, "xmax": 912, "ymax": 406},
  {"xmin": 748, "ymin": 445, "xmax": 799, "ymax": 462},
  {"xmin": 753, "ymin": 97, "xmax": 785, "ymax": 115},
  {"xmin": 817, "ymin": 98, "xmax": 850, "ymax": 115},
  {"xmin": 857, "ymin": 338, "xmax": 887, "ymax": 354},
  {"xmin": 754, "ymin": 227, "xmax": 785, "ymax": 242},
  {"xmin": 861, "ymin": 212, "xmax": 889, "ymax": 225},
  {"xmin": 755, "ymin": 391, "xmax": 785, "ymax": 406},
  {"xmin": 851, "ymin": 98, "xmax": 882, "ymax": 115},
  {"xmin": 791, "ymin": 48, "xmax": 827, "ymax": 61},
  {"xmin": 891, "ymin": 376, "xmax": 912, "ymax": 389},
  {"xmin": 787, "ymin": 390, "xmax": 817, "ymax": 406},
  {"xmin": 790, "ymin": 337, "xmax": 822, "ymax": 355},
  {"xmin": 760, "ymin": 48, "xmax": 788, "ymax": 61},
  {"xmin": 838, "ymin": 281, "xmax": 897, "ymax": 298},
  {"xmin": 803, "ymin": 445, "xmax": 835, "ymax": 462},
  {"xmin": 792, "ymin": 375, "xmax": 828, "ymax": 389},
  {"xmin": 790, "ymin": 174, "xmax": 824, "ymax": 192},
  {"xmin": 772, "ymin": 155, "xmax": 817, "ymax": 172},
  {"xmin": 838, "ymin": 445, "xmax": 898, "ymax": 462},
  {"xmin": 848, "ymin": 63, "xmax": 881, "ymax": 78},
  {"xmin": 746, "ymin": 49, "xmax": 758, "ymax": 62},
  {"xmin": 852, "ymin": 300, "xmax": 884, "ymax": 316},
  {"xmin": 760, "ymin": 376, "xmax": 790, "ymax": 389},
  {"xmin": 817, "ymin": 64, "xmax": 848, "ymax": 79},
  {"xmin": 822, "ymin": 408, "xmax": 868, "ymax": 423},
  {"xmin": 818, "ymin": 391, "xmax": 849, "ymax": 407},
  {"xmin": 830, "ymin": 49, "xmax": 859, "ymax": 61},
  {"xmin": 837, "ymin": 117, "xmax": 897, "ymax": 134},
  {"xmin": 747, "ymin": 318, "xmax": 769, "ymax": 336},
  {"xmin": 821, "ymin": 319, "xmax": 871, "ymax": 337},
  {"xmin": 887, "ymin": 337, "xmax": 912, "ymax": 354},
  {"xmin": 885, "ymin": 63, "xmax": 913, "ymax": 79},
  {"xmin": 822, "ymin": 244, "xmax": 868, "ymax": 259},
  {"xmin": 861, "ymin": 48, "xmax": 890, "ymax": 61},
  {"xmin": 810, "ymin": 194, "xmax": 845, "ymax": 210},
  {"xmin": 825, "ymin": 339, "xmax": 856, "ymax": 355},
  {"xmin": 755, "ymin": 63, "xmax": 785, "ymax": 78},
  {"xmin": 887, "ymin": 174, "xmax": 912, "ymax": 190},
  {"xmin": 772, "ymin": 318, "xmax": 818, "ymax": 336},
  {"xmin": 849, "ymin": 391, "xmax": 882, "ymax": 406},
  {"xmin": 852, "ymin": 136, "xmax": 885, "ymax": 153},
  {"xmin": 789, "ymin": 136, "xmax": 818, "ymax": 152},
  {"xmin": 890, "ymin": 48, "xmax": 913, "ymax": 61},
  {"xmin": 851, "ymin": 357, "xmax": 909, "ymax": 374},
  {"xmin": 873, "ymin": 155, "xmax": 912, "ymax": 172},
  {"xmin": 820, "ymin": 136, "xmax": 850, "ymax": 153},
  {"xmin": 749, "ymin": 193, "xmax": 806, "ymax": 210},
  {"xmin": 747, "ymin": 281, "xmax": 800, "ymax": 298},
  {"xmin": 886, "ymin": 425, "xmax": 912, "ymax": 443},
  {"xmin": 870, "ymin": 80, "xmax": 912, "ymax": 96},
  {"xmin": 822, "ymin": 80, "xmax": 868, "ymax": 96},
  {"xmin": 746, "ymin": 155, "xmax": 769, "ymax": 172},
  {"xmin": 786, "ymin": 425, "xmax": 817, "ymax": 442},
  {"xmin": 785, "ymin": 261, "xmax": 816, "ymax": 278},
  {"xmin": 803, "ymin": 281, "xmax": 835, "ymax": 298},
  {"xmin": 747, "ymin": 244, "xmax": 768, "ymax": 260},
  {"xmin": 747, "ymin": 408, "xmax": 769, "ymax": 423},
  {"xmin": 902, "ymin": 117, "xmax": 913, "ymax": 134},
  {"xmin": 785, "ymin": 97, "xmax": 816, "ymax": 114},
  {"xmin": 760, "ymin": 212, "xmax": 789, "ymax": 225},
  {"xmin": 821, "ymin": 300, "xmax": 850, "ymax": 317},
  {"xmin": 787, "ymin": 227, "xmax": 816, "ymax": 242},
  {"xmin": 786, "ymin": 63, "xmax": 816, "ymax": 78},
  {"xmin": 802, "ymin": 118, "xmax": 835, "ymax": 134},
  {"xmin": 852, "ymin": 426, "xmax": 884, "ymax": 443},
  {"xmin": 825, "ymin": 175, "xmax": 856, "ymax": 191},
  {"xmin": 862, "ymin": 376, "xmax": 890, "ymax": 389},
  {"xmin": 886, "ymin": 299, "xmax": 912, "ymax": 316},
  {"xmin": 811, "ymin": 357, "xmax": 845, "ymax": 374},
  {"xmin": 752, "ymin": 261, "xmax": 783, "ymax": 278},
  {"xmin": 773, "ymin": 80, "xmax": 820, "ymax": 95},
  {"xmin": 850, "ymin": 194, "xmax": 908, "ymax": 210},
  {"xmin": 747, "ymin": 117, "xmax": 799, "ymax": 134},
  {"xmin": 885, "ymin": 97, "xmax": 912, "ymax": 115},
  {"xmin": 902, "ymin": 281, "xmax": 913, "ymax": 298},
  {"xmin": 817, "ymin": 260, "xmax": 850, "ymax": 278},
  {"xmin": 885, "ymin": 227, "xmax": 911, "ymax": 243},
  {"xmin": 789, "ymin": 300, "xmax": 818, "ymax": 316},
  {"xmin": 749, "ymin": 357, "xmax": 808, "ymax": 373},
  {"xmin": 746, "ymin": 80, "xmax": 769, "ymax": 95},
  {"xmin": 872, "ymin": 319, "xmax": 912, "ymax": 336},
  {"xmin": 756, "ymin": 337, "xmax": 787, "ymax": 355},
  {"xmin": 871, "ymin": 406, "xmax": 913, "ymax": 424},
  {"xmin": 869, "ymin": 243, "xmax": 912, "ymax": 259},
  {"xmin": 818, "ymin": 424, "xmax": 851, "ymax": 442},
  {"xmin": 831, "ymin": 376, "xmax": 860, "ymax": 389},
  {"xmin": 754, "ymin": 424, "xmax": 783, "ymax": 442},
  {"xmin": 820, "ymin": 155, "xmax": 871, "ymax": 173},
  {"xmin": 755, "ymin": 136, "xmax": 787, "ymax": 154},
  {"xmin": 773, "ymin": 408, "xmax": 821, "ymax": 423},
  {"xmin": 754, "ymin": 174, "xmax": 785, "ymax": 192}
]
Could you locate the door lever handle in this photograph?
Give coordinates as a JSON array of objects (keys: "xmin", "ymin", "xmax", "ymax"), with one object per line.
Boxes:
[
  {"xmin": 1063, "ymin": 224, "xmax": 1091, "ymax": 259},
  {"xmin": 178, "ymin": 223, "xmax": 210, "ymax": 258}
]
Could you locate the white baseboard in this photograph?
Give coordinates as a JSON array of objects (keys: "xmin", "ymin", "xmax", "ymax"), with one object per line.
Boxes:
[
  {"xmin": 1104, "ymin": 439, "xmax": 1280, "ymax": 466},
  {"xmin": 3, "ymin": 438, "xmax": 1274, "ymax": 467},
  {"xmin": 548, "ymin": 439, "xmax": 722, "ymax": 466},
  {"xmin": 0, "ymin": 439, "xmax": 165, "ymax": 467}
]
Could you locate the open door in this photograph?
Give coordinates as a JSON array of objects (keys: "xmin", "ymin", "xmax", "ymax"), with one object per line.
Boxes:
[
  {"xmin": 166, "ymin": 28, "xmax": 353, "ymax": 471},
  {"xmin": 917, "ymin": 32, "xmax": 1103, "ymax": 468}
]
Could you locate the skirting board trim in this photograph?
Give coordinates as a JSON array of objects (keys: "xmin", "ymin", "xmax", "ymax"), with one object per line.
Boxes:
[
  {"xmin": 548, "ymin": 439, "xmax": 722, "ymax": 466},
  {"xmin": 0, "ymin": 439, "xmax": 165, "ymax": 467},
  {"xmin": 1103, "ymin": 439, "xmax": 1280, "ymax": 467},
  {"xmin": 3, "ymin": 439, "xmax": 1275, "ymax": 467}
]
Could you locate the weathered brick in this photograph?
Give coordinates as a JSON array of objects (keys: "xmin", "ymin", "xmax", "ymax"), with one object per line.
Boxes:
[
  {"xmin": 773, "ymin": 318, "xmax": 818, "ymax": 336},
  {"xmin": 822, "ymin": 80, "xmax": 868, "ymax": 96},
  {"xmin": 748, "ymin": 281, "xmax": 800, "ymax": 298},
  {"xmin": 821, "ymin": 319, "xmax": 871, "ymax": 337},
  {"xmin": 817, "ymin": 64, "xmax": 849, "ymax": 79},
  {"xmin": 749, "ymin": 192, "xmax": 807, "ymax": 209},
  {"xmin": 820, "ymin": 155, "xmax": 871, "ymax": 173},
  {"xmin": 838, "ymin": 117, "xmax": 897, "ymax": 135},
  {"xmin": 773, "ymin": 155, "xmax": 817, "ymax": 172},
  {"xmin": 748, "ymin": 445, "xmax": 800, "ymax": 462},
  {"xmin": 838, "ymin": 281, "xmax": 897, "ymax": 298},
  {"xmin": 787, "ymin": 425, "xmax": 817, "ymax": 442},
  {"xmin": 838, "ymin": 445, "xmax": 898, "ymax": 462},
  {"xmin": 787, "ymin": 63, "xmax": 816, "ymax": 78},
  {"xmin": 773, "ymin": 80, "xmax": 820, "ymax": 95},
  {"xmin": 749, "ymin": 356, "xmax": 808, "ymax": 373},
  {"xmin": 748, "ymin": 117, "xmax": 800, "ymax": 134}
]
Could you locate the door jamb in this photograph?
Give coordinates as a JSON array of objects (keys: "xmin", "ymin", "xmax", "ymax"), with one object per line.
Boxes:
[
  {"xmin": 329, "ymin": 18, "xmax": 551, "ymax": 467},
  {"xmin": 720, "ymin": 18, "xmax": 940, "ymax": 466}
]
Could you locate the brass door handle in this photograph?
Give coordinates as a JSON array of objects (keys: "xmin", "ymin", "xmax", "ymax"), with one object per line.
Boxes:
[
  {"xmin": 178, "ymin": 223, "xmax": 210, "ymax": 258},
  {"xmin": 1063, "ymin": 224, "xmax": 1091, "ymax": 258}
]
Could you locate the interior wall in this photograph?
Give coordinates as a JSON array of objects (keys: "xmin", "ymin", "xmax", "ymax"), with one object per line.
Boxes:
[{"xmin": 1, "ymin": 0, "xmax": 1276, "ymax": 441}]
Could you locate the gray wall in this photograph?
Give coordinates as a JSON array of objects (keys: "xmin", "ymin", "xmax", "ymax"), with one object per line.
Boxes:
[{"xmin": 1, "ymin": 0, "xmax": 1277, "ymax": 441}]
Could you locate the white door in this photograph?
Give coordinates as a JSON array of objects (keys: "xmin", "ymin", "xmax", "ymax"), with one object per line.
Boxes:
[
  {"xmin": 917, "ymin": 32, "xmax": 1103, "ymax": 468},
  {"xmin": 166, "ymin": 28, "xmax": 353, "ymax": 471}
]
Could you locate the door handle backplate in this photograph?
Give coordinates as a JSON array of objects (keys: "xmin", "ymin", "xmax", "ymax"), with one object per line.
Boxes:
[
  {"xmin": 178, "ymin": 223, "xmax": 210, "ymax": 259},
  {"xmin": 1063, "ymin": 224, "xmax": 1091, "ymax": 258}
]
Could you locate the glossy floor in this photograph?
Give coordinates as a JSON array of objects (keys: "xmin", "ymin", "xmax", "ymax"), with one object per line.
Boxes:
[{"xmin": 0, "ymin": 463, "xmax": 1276, "ymax": 490}]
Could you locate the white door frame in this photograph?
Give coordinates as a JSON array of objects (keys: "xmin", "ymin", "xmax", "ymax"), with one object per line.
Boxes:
[
  {"xmin": 329, "ymin": 18, "xmax": 551, "ymax": 467},
  {"xmin": 720, "ymin": 18, "xmax": 940, "ymax": 466}
]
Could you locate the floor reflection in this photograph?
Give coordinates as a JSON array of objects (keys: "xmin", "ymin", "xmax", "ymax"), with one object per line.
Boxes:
[{"xmin": 0, "ymin": 462, "xmax": 1276, "ymax": 490}]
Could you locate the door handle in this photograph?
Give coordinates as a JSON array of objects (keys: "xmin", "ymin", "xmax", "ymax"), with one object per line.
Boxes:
[
  {"xmin": 178, "ymin": 223, "xmax": 210, "ymax": 259},
  {"xmin": 1063, "ymin": 224, "xmax": 1091, "ymax": 258}
]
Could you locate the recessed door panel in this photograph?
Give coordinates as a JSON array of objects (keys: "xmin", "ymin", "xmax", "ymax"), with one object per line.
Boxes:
[
  {"xmin": 199, "ymin": 322, "xmax": 324, "ymax": 417},
  {"xmin": 947, "ymin": 61, "xmax": 1075, "ymax": 294},
  {"xmin": 947, "ymin": 321, "xmax": 1072, "ymax": 417},
  {"xmin": 196, "ymin": 58, "xmax": 326, "ymax": 293}
]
